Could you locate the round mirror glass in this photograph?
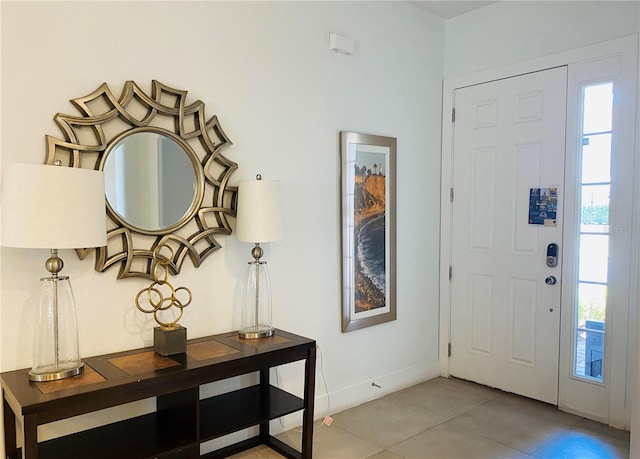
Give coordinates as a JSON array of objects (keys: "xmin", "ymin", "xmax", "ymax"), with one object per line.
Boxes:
[{"xmin": 104, "ymin": 132, "xmax": 198, "ymax": 232}]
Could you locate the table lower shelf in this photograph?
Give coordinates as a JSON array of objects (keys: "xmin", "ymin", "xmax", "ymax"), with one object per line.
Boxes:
[
  {"xmin": 34, "ymin": 385, "xmax": 304, "ymax": 459},
  {"xmin": 200, "ymin": 384, "xmax": 304, "ymax": 441},
  {"xmin": 201, "ymin": 435, "xmax": 301, "ymax": 459}
]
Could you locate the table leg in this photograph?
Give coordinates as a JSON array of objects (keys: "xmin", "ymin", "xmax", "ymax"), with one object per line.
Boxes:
[
  {"xmin": 259, "ymin": 368, "xmax": 270, "ymax": 442},
  {"xmin": 22, "ymin": 414, "xmax": 37, "ymax": 459},
  {"xmin": 3, "ymin": 394, "xmax": 17, "ymax": 459},
  {"xmin": 301, "ymin": 346, "xmax": 316, "ymax": 459}
]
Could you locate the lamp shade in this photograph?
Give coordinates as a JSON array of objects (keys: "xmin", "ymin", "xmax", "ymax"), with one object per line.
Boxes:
[
  {"xmin": 235, "ymin": 177, "xmax": 283, "ymax": 243},
  {"xmin": 2, "ymin": 163, "xmax": 107, "ymax": 249}
]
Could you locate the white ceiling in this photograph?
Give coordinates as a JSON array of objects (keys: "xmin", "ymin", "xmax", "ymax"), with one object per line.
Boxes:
[{"xmin": 408, "ymin": 1, "xmax": 498, "ymax": 19}]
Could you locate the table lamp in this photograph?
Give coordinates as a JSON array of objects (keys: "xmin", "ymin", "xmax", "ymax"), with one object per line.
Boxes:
[
  {"xmin": 2, "ymin": 163, "xmax": 106, "ymax": 381},
  {"xmin": 235, "ymin": 174, "xmax": 283, "ymax": 339}
]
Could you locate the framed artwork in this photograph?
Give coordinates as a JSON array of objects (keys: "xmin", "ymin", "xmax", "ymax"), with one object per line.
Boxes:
[{"xmin": 340, "ymin": 131, "xmax": 397, "ymax": 332}]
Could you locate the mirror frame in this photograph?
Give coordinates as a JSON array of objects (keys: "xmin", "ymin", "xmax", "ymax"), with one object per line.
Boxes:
[{"xmin": 45, "ymin": 80, "xmax": 238, "ymax": 279}]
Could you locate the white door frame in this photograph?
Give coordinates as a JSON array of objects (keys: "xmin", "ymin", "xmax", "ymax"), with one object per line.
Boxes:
[{"xmin": 439, "ymin": 35, "xmax": 639, "ymax": 426}]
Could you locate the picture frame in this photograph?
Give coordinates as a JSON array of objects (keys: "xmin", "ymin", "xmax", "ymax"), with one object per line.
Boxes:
[{"xmin": 340, "ymin": 131, "xmax": 397, "ymax": 332}]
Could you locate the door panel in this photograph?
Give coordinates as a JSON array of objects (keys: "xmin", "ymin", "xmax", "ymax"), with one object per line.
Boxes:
[{"xmin": 449, "ymin": 67, "xmax": 567, "ymax": 404}]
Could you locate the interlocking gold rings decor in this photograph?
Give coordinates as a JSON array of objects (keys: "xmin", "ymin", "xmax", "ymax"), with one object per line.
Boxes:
[
  {"xmin": 135, "ymin": 245, "xmax": 192, "ymax": 330},
  {"xmin": 45, "ymin": 80, "xmax": 238, "ymax": 279}
]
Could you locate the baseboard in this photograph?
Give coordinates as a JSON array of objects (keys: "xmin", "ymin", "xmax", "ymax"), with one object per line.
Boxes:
[
  {"xmin": 558, "ymin": 403, "xmax": 615, "ymax": 428},
  {"xmin": 273, "ymin": 358, "xmax": 441, "ymax": 432}
]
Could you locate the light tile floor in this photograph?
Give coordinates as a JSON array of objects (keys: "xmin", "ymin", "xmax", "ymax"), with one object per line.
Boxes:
[{"xmin": 230, "ymin": 377, "xmax": 630, "ymax": 458}]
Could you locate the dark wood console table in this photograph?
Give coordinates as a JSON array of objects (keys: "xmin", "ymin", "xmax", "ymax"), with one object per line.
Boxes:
[{"xmin": 2, "ymin": 329, "xmax": 316, "ymax": 459}]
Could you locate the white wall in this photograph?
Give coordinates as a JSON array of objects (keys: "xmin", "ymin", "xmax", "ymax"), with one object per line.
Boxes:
[
  {"xmin": 0, "ymin": 0, "xmax": 444, "ymax": 450},
  {"xmin": 444, "ymin": 1, "xmax": 639, "ymax": 78}
]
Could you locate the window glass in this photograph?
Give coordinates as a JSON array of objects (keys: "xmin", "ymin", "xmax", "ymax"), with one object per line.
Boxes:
[
  {"xmin": 582, "ymin": 133, "xmax": 611, "ymax": 183},
  {"xmin": 581, "ymin": 184, "xmax": 610, "ymax": 232},
  {"xmin": 577, "ymin": 283, "xmax": 607, "ymax": 325},
  {"xmin": 578, "ymin": 235, "xmax": 609, "ymax": 284},
  {"xmin": 583, "ymin": 83, "xmax": 613, "ymax": 134}
]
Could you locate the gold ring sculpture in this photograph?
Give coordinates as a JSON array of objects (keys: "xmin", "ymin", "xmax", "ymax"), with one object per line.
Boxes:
[{"xmin": 135, "ymin": 244, "xmax": 192, "ymax": 330}]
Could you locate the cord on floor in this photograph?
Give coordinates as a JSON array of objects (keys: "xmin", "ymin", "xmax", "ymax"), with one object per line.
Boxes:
[{"xmin": 275, "ymin": 343, "xmax": 332, "ymax": 432}]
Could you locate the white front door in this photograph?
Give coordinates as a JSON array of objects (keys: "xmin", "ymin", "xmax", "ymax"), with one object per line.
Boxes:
[
  {"xmin": 442, "ymin": 37, "xmax": 638, "ymax": 427},
  {"xmin": 449, "ymin": 67, "xmax": 567, "ymax": 404}
]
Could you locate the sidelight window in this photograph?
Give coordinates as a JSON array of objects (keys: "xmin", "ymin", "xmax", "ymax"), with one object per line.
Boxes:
[{"xmin": 573, "ymin": 82, "xmax": 613, "ymax": 382}]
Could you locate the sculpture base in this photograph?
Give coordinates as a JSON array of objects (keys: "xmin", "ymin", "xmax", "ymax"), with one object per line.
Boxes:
[{"xmin": 154, "ymin": 326, "xmax": 187, "ymax": 356}]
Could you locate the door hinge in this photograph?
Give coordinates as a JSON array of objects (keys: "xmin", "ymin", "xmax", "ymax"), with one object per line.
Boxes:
[
  {"xmin": 449, "ymin": 265, "xmax": 453, "ymax": 281},
  {"xmin": 450, "ymin": 187, "xmax": 454, "ymax": 203},
  {"xmin": 448, "ymin": 342, "xmax": 452, "ymax": 357},
  {"xmin": 452, "ymin": 108, "xmax": 456, "ymax": 123}
]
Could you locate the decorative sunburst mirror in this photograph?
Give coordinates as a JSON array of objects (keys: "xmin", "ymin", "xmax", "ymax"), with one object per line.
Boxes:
[{"xmin": 45, "ymin": 80, "xmax": 238, "ymax": 279}]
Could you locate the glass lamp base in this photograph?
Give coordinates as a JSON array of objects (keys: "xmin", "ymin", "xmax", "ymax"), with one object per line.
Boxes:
[
  {"xmin": 28, "ymin": 362, "xmax": 84, "ymax": 382},
  {"xmin": 240, "ymin": 258, "xmax": 274, "ymax": 340},
  {"xmin": 31, "ymin": 276, "xmax": 84, "ymax": 382},
  {"xmin": 239, "ymin": 326, "xmax": 274, "ymax": 339}
]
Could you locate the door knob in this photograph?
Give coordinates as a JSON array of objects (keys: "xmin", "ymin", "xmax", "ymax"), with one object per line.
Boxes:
[{"xmin": 545, "ymin": 276, "xmax": 557, "ymax": 285}]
